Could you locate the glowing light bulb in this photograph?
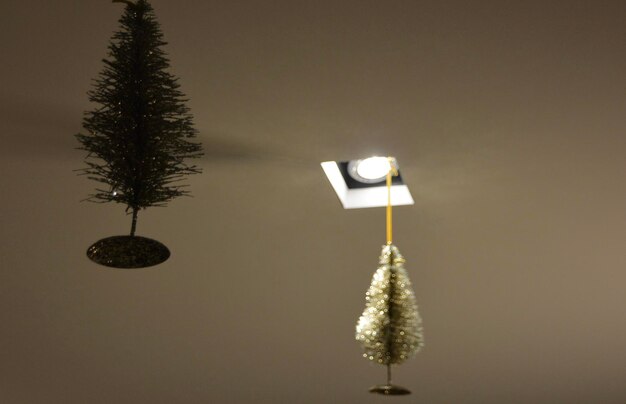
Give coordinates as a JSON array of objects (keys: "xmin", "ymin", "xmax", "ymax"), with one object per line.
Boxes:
[{"xmin": 356, "ymin": 157, "xmax": 391, "ymax": 180}]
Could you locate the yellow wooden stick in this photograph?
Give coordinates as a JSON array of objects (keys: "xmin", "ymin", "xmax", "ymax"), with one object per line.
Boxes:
[{"xmin": 386, "ymin": 157, "xmax": 398, "ymax": 245}]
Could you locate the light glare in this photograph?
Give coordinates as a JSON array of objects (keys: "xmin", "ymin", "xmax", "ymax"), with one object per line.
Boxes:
[{"xmin": 356, "ymin": 157, "xmax": 391, "ymax": 180}]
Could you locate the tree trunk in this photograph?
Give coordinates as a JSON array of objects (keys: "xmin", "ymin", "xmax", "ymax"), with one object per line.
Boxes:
[{"xmin": 130, "ymin": 207, "xmax": 138, "ymax": 236}]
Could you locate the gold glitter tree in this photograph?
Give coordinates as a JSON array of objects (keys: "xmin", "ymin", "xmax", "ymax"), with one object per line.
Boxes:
[{"xmin": 355, "ymin": 158, "xmax": 424, "ymax": 395}]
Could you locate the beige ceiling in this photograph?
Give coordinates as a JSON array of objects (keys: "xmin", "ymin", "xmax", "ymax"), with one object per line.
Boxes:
[{"xmin": 1, "ymin": 0, "xmax": 625, "ymax": 403}]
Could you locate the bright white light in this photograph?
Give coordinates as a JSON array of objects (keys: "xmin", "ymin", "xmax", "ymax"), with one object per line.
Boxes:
[
  {"xmin": 321, "ymin": 160, "xmax": 414, "ymax": 209},
  {"xmin": 356, "ymin": 157, "xmax": 391, "ymax": 180}
]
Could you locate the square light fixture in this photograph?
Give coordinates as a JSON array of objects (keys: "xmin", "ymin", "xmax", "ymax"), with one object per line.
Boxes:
[{"xmin": 321, "ymin": 157, "xmax": 414, "ymax": 209}]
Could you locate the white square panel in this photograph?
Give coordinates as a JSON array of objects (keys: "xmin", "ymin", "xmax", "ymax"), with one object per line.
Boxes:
[{"xmin": 321, "ymin": 161, "xmax": 414, "ymax": 209}]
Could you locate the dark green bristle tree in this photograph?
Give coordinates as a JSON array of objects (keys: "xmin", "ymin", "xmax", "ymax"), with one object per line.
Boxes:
[{"xmin": 76, "ymin": 0, "xmax": 202, "ymax": 268}]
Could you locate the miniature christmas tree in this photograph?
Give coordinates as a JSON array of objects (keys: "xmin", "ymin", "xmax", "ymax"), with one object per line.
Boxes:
[
  {"xmin": 356, "ymin": 244, "xmax": 424, "ymax": 395},
  {"xmin": 354, "ymin": 160, "xmax": 424, "ymax": 395},
  {"xmin": 76, "ymin": 0, "xmax": 202, "ymax": 268}
]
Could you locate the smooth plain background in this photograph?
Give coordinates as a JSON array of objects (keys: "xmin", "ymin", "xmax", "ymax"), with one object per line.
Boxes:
[{"xmin": 1, "ymin": 1, "xmax": 625, "ymax": 403}]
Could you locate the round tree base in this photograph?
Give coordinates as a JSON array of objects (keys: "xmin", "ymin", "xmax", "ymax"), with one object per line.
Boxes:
[
  {"xmin": 87, "ymin": 235, "xmax": 170, "ymax": 268},
  {"xmin": 369, "ymin": 384, "xmax": 411, "ymax": 396}
]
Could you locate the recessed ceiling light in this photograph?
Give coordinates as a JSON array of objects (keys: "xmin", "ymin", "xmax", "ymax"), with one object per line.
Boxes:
[
  {"xmin": 348, "ymin": 156, "xmax": 397, "ymax": 183},
  {"xmin": 321, "ymin": 157, "xmax": 414, "ymax": 209}
]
